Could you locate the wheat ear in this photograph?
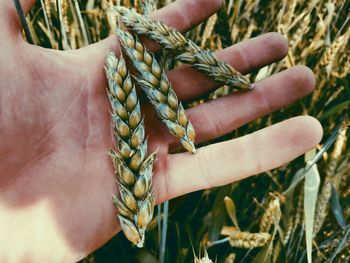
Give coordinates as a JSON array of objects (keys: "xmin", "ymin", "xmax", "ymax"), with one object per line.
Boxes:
[
  {"xmin": 259, "ymin": 195, "xmax": 282, "ymax": 233},
  {"xmin": 228, "ymin": 231, "xmax": 271, "ymax": 248},
  {"xmin": 114, "ymin": 6, "xmax": 253, "ymax": 90},
  {"xmin": 105, "ymin": 53, "xmax": 156, "ymax": 247},
  {"xmin": 116, "ymin": 29, "xmax": 196, "ymax": 153}
]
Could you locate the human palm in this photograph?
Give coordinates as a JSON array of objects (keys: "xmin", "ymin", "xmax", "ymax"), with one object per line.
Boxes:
[{"xmin": 0, "ymin": 0, "xmax": 322, "ymax": 261}]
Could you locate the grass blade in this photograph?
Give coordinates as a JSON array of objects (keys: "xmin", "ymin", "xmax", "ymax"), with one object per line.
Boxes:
[
  {"xmin": 304, "ymin": 158, "xmax": 320, "ymax": 263},
  {"xmin": 329, "ymin": 185, "xmax": 346, "ymax": 229}
]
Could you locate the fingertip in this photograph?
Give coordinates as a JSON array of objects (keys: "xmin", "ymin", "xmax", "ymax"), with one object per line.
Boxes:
[
  {"xmin": 277, "ymin": 65, "xmax": 315, "ymax": 97},
  {"xmin": 263, "ymin": 32, "xmax": 289, "ymax": 60},
  {"xmin": 292, "ymin": 116, "xmax": 323, "ymax": 149},
  {"xmin": 303, "ymin": 115, "xmax": 323, "ymax": 145},
  {"xmin": 293, "ymin": 65, "xmax": 316, "ymax": 94}
]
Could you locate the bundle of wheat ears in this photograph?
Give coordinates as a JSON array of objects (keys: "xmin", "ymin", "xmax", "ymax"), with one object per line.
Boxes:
[{"xmin": 106, "ymin": 8, "xmax": 251, "ymax": 246}]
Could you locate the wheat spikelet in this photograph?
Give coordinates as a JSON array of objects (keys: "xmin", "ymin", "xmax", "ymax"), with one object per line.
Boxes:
[
  {"xmin": 114, "ymin": 6, "xmax": 253, "ymax": 90},
  {"xmin": 273, "ymin": 240, "xmax": 282, "ymax": 263},
  {"xmin": 194, "ymin": 250, "xmax": 214, "ymax": 263},
  {"xmin": 62, "ymin": 0, "xmax": 69, "ymax": 32},
  {"xmin": 105, "ymin": 53, "xmax": 156, "ymax": 247},
  {"xmin": 44, "ymin": 0, "xmax": 52, "ymax": 21},
  {"xmin": 320, "ymin": 34, "xmax": 345, "ymax": 67},
  {"xmin": 283, "ymin": 213, "xmax": 294, "ymax": 245},
  {"xmin": 116, "ymin": 29, "xmax": 196, "ymax": 153},
  {"xmin": 242, "ymin": 23, "xmax": 256, "ymax": 41},
  {"xmin": 332, "ymin": 54, "xmax": 350, "ymax": 78},
  {"xmin": 281, "ymin": 0, "xmax": 297, "ymax": 33},
  {"xmin": 69, "ymin": 27, "xmax": 77, "ymax": 49},
  {"xmin": 290, "ymin": 12, "xmax": 311, "ymax": 53},
  {"xmin": 259, "ymin": 195, "xmax": 282, "ymax": 233},
  {"xmin": 201, "ymin": 14, "xmax": 218, "ymax": 47},
  {"xmin": 228, "ymin": 231, "xmax": 271, "ymax": 248}
]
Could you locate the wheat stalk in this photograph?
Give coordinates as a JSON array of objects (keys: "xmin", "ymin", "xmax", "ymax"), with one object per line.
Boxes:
[
  {"xmin": 228, "ymin": 231, "xmax": 271, "ymax": 248},
  {"xmin": 116, "ymin": 29, "xmax": 196, "ymax": 153},
  {"xmin": 114, "ymin": 6, "xmax": 253, "ymax": 90},
  {"xmin": 105, "ymin": 53, "xmax": 157, "ymax": 247}
]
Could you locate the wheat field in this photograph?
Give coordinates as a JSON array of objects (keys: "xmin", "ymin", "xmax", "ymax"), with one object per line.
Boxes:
[{"xmin": 23, "ymin": 0, "xmax": 350, "ymax": 262}]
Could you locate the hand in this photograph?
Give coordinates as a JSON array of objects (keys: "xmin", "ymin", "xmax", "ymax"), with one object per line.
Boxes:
[{"xmin": 0, "ymin": 0, "xmax": 323, "ymax": 261}]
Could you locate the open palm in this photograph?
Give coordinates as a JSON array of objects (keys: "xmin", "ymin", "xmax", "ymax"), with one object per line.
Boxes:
[{"xmin": 0, "ymin": 0, "xmax": 322, "ymax": 261}]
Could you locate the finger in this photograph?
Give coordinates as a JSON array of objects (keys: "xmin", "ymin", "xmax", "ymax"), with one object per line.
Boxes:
[
  {"xmin": 6, "ymin": 0, "xmax": 36, "ymax": 32},
  {"xmin": 168, "ymin": 32, "xmax": 289, "ymax": 101},
  {"xmin": 81, "ymin": 0, "xmax": 222, "ymax": 62},
  {"xmin": 151, "ymin": 0, "xmax": 223, "ymax": 32},
  {"xmin": 156, "ymin": 116, "xmax": 323, "ymax": 203},
  {"xmin": 168, "ymin": 65, "xmax": 315, "ymax": 149}
]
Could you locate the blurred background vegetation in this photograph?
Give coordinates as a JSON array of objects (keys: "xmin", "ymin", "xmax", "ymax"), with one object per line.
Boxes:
[{"xmin": 25, "ymin": 0, "xmax": 349, "ymax": 262}]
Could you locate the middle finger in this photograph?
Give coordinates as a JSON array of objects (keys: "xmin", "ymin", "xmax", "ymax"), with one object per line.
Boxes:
[{"xmin": 168, "ymin": 65, "xmax": 315, "ymax": 149}]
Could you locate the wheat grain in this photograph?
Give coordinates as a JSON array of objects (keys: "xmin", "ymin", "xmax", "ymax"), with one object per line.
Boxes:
[
  {"xmin": 114, "ymin": 6, "xmax": 253, "ymax": 90},
  {"xmin": 259, "ymin": 195, "xmax": 282, "ymax": 233},
  {"xmin": 116, "ymin": 29, "xmax": 196, "ymax": 153},
  {"xmin": 105, "ymin": 53, "xmax": 156, "ymax": 247},
  {"xmin": 228, "ymin": 231, "xmax": 271, "ymax": 248}
]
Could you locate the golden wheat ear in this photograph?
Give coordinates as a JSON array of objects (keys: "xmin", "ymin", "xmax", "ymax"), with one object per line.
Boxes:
[{"xmin": 106, "ymin": 52, "xmax": 157, "ymax": 248}]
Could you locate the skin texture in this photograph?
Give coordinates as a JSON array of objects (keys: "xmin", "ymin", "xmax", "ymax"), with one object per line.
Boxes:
[{"xmin": 0, "ymin": 0, "xmax": 323, "ymax": 261}]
